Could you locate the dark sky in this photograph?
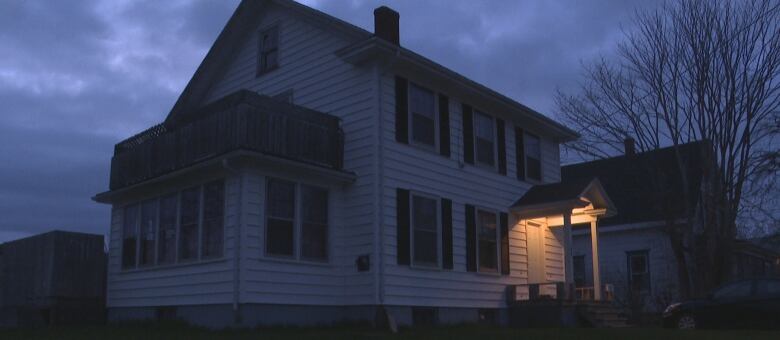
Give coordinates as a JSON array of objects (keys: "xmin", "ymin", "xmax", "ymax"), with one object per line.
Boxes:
[{"xmin": 0, "ymin": 0, "xmax": 653, "ymax": 243}]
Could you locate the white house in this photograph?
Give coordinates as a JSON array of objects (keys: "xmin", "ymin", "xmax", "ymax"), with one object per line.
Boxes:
[{"xmin": 93, "ymin": 0, "xmax": 618, "ymax": 328}]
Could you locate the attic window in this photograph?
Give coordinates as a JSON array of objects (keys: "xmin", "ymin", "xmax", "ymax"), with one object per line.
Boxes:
[{"xmin": 257, "ymin": 26, "xmax": 279, "ymax": 75}]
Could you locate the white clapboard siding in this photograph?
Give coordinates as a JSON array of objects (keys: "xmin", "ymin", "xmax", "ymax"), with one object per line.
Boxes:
[
  {"xmin": 378, "ymin": 72, "xmax": 561, "ymax": 308},
  {"xmin": 106, "ymin": 174, "xmax": 240, "ymax": 307},
  {"xmin": 200, "ymin": 5, "xmax": 376, "ymax": 306},
  {"xmin": 572, "ymin": 225, "xmax": 680, "ymax": 311}
]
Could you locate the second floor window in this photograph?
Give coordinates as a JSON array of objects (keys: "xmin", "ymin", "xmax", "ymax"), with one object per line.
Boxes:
[
  {"xmin": 477, "ymin": 209, "xmax": 499, "ymax": 273},
  {"xmin": 257, "ymin": 26, "xmax": 279, "ymax": 75},
  {"xmin": 411, "ymin": 194, "xmax": 439, "ymax": 267},
  {"xmin": 525, "ymin": 133, "xmax": 542, "ymax": 181},
  {"xmin": 409, "ymin": 83, "xmax": 436, "ymax": 148},
  {"xmin": 474, "ymin": 111, "xmax": 496, "ymax": 167}
]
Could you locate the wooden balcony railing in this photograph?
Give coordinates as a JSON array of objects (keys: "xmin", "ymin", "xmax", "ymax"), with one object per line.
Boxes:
[{"xmin": 109, "ymin": 90, "xmax": 344, "ymax": 190}]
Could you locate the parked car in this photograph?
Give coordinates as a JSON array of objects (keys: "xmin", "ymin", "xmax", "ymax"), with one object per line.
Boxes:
[{"xmin": 662, "ymin": 278, "xmax": 780, "ymax": 329}]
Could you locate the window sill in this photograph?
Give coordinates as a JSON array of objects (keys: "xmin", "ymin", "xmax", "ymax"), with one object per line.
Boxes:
[
  {"xmin": 256, "ymin": 65, "xmax": 279, "ymax": 78},
  {"xmin": 476, "ymin": 269, "xmax": 501, "ymax": 277},
  {"xmin": 404, "ymin": 140, "xmax": 448, "ymax": 160},
  {"xmin": 257, "ymin": 255, "xmax": 332, "ymax": 268},
  {"xmin": 119, "ymin": 257, "xmax": 228, "ymax": 274},
  {"xmin": 409, "ymin": 263, "xmax": 442, "ymax": 272}
]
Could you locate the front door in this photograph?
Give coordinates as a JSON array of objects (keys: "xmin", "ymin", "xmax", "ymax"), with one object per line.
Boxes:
[{"xmin": 526, "ymin": 222, "xmax": 546, "ymax": 283}]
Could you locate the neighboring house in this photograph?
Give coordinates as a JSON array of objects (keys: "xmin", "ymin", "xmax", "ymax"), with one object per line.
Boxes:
[
  {"xmin": 91, "ymin": 0, "xmax": 628, "ymax": 328},
  {"xmin": 569, "ymin": 140, "xmax": 713, "ymax": 312},
  {"xmin": 731, "ymin": 234, "xmax": 780, "ymax": 280},
  {"xmin": 0, "ymin": 231, "xmax": 106, "ymax": 327}
]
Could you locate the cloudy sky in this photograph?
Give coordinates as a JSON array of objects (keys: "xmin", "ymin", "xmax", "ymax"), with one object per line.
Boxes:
[{"xmin": 0, "ymin": 0, "xmax": 654, "ymax": 243}]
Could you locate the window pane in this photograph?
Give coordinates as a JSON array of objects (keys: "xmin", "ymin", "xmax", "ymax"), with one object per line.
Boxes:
[
  {"xmin": 263, "ymin": 28, "xmax": 278, "ymax": 50},
  {"xmin": 179, "ymin": 187, "xmax": 200, "ymax": 261},
  {"xmin": 202, "ymin": 181, "xmax": 224, "ymax": 258},
  {"xmin": 267, "ymin": 219, "xmax": 294, "ymax": 256},
  {"xmin": 409, "ymin": 84, "xmax": 435, "ymax": 118},
  {"xmin": 573, "ymin": 256, "xmax": 586, "ymax": 287},
  {"xmin": 474, "ymin": 112, "xmax": 495, "ymax": 166},
  {"xmin": 630, "ymin": 254, "xmax": 647, "ymax": 273},
  {"xmin": 264, "ymin": 49, "xmax": 278, "ymax": 70},
  {"xmin": 158, "ymin": 194, "xmax": 177, "ymax": 265},
  {"xmin": 526, "ymin": 157, "xmax": 541, "ymax": 181},
  {"xmin": 302, "ymin": 185, "xmax": 328, "ymax": 261},
  {"xmin": 525, "ymin": 133, "xmax": 541, "ymax": 158},
  {"xmin": 412, "ymin": 195, "xmax": 438, "ymax": 265},
  {"xmin": 477, "ymin": 210, "xmax": 498, "ymax": 271},
  {"xmin": 409, "ymin": 84, "xmax": 435, "ymax": 146},
  {"xmin": 267, "ymin": 179, "xmax": 295, "ymax": 219},
  {"xmin": 302, "ymin": 186, "xmax": 327, "ymax": 224},
  {"xmin": 139, "ymin": 200, "xmax": 157, "ymax": 266},
  {"xmin": 302, "ymin": 223, "xmax": 327, "ymax": 260},
  {"xmin": 414, "ymin": 230, "xmax": 437, "ymax": 264},
  {"xmin": 412, "ymin": 114, "xmax": 435, "ymax": 146},
  {"xmin": 122, "ymin": 205, "xmax": 139, "ymax": 269}
]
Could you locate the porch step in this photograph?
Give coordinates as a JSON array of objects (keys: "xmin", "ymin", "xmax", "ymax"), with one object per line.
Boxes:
[{"xmin": 579, "ymin": 303, "xmax": 631, "ymax": 328}]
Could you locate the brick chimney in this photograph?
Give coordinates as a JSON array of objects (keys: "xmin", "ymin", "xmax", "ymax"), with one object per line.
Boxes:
[
  {"xmin": 374, "ymin": 6, "xmax": 400, "ymax": 45},
  {"xmin": 624, "ymin": 137, "xmax": 636, "ymax": 156}
]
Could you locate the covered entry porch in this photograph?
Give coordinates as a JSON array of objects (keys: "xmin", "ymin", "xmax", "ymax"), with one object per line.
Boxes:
[{"xmin": 509, "ymin": 178, "xmax": 617, "ymax": 303}]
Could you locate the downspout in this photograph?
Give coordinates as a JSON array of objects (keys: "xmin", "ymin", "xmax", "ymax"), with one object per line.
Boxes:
[
  {"xmin": 374, "ymin": 48, "xmax": 401, "ymax": 306},
  {"xmin": 222, "ymin": 158, "xmax": 242, "ymax": 324}
]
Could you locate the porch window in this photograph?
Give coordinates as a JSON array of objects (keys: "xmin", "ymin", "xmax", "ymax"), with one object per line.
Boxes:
[
  {"xmin": 139, "ymin": 199, "xmax": 158, "ymax": 266},
  {"xmin": 627, "ymin": 250, "xmax": 650, "ymax": 294},
  {"xmin": 178, "ymin": 187, "xmax": 201, "ymax": 261},
  {"xmin": 477, "ymin": 209, "xmax": 498, "ymax": 272},
  {"xmin": 301, "ymin": 185, "xmax": 328, "ymax": 261},
  {"xmin": 257, "ymin": 26, "xmax": 279, "ymax": 75},
  {"xmin": 474, "ymin": 111, "xmax": 496, "ymax": 167},
  {"xmin": 121, "ymin": 204, "xmax": 139, "ymax": 269},
  {"xmin": 411, "ymin": 194, "xmax": 439, "ymax": 267},
  {"xmin": 201, "ymin": 181, "xmax": 225, "ymax": 258},
  {"xmin": 525, "ymin": 133, "xmax": 542, "ymax": 181},
  {"xmin": 409, "ymin": 83, "xmax": 436, "ymax": 148},
  {"xmin": 157, "ymin": 194, "xmax": 177, "ymax": 264},
  {"xmin": 266, "ymin": 179, "xmax": 296, "ymax": 257}
]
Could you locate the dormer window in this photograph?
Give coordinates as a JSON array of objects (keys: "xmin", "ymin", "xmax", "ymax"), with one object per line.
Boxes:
[
  {"xmin": 474, "ymin": 111, "xmax": 496, "ymax": 167},
  {"xmin": 257, "ymin": 26, "xmax": 279, "ymax": 75}
]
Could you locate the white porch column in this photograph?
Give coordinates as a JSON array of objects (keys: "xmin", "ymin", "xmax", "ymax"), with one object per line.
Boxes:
[
  {"xmin": 590, "ymin": 218, "xmax": 602, "ymax": 301},
  {"xmin": 562, "ymin": 213, "xmax": 574, "ymax": 293}
]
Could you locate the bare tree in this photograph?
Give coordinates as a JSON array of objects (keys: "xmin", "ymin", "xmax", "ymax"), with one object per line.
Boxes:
[{"xmin": 557, "ymin": 0, "xmax": 780, "ymax": 297}]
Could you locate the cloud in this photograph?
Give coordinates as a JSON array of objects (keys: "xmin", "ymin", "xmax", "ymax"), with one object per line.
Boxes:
[{"xmin": 0, "ymin": 0, "xmax": 650, "ymax": 241}]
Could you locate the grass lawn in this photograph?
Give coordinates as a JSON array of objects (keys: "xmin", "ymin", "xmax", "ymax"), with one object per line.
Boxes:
[{"xmin": 1, "ymin": 323, "xmax": 778, "ymax": 340}]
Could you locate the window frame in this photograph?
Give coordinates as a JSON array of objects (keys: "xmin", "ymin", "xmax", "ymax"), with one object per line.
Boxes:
[
  {"xmin": 120, "ymin": 180, "xmax": 226, "ymax": 272},
  {"xmin": 475, "ymin": 207, "xmax": 500, "ymax": 274},
  {"xmin": 472, "ymin": 110, "xmax": 498, "ymax": 171},
  {"xmin": 138, "ymin": 198, "xmax": 159, "ymax": 267},
  {"xmin": 263, "ymin": 177, "xmax": 331, "ymax": 264},
  {"xmin": 524, "ymin": 132, "xmax": 543, "ymax": 182},
  {"xmin": 409, "ymin": 191, "xmax": 442, "ymax": 269},
  {"xmin": 407, "ymin": 82, "xmax": 439, "ymax": 152},
  {"xmin": 573, "ymin": 255, "xmax": 587, "ymax": 287},
  {"xmin": 257, "ymin": 24, "xmax": 280, "ymax": 76},
  {"xmin": 201, "ymin": 180, "xmax": 226, "ymax": 259},
  {"xmin": 626, "ymin": 250, "xmax": 651, "ymax": 294},
  {"xmin": 121, "ymin": 204, "xmax": 140, "ymax": 270}
]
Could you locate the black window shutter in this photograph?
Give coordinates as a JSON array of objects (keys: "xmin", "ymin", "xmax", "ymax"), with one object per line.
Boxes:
[
  {"xmin": 497, "ymin": 118, "xmax": 507, "ymax": 175},
  {"xmin": 441, "ymin": 198, "xmax": 453, "ymax": 269},
  {"xmin": 465, "ymin": 204, "xmax": 476, "ymax": 272},
  {"xmin": 396, "ymin": 188, "xmax": 410, "ymax": 265},
  {"xmin": 500, "ymin": 212, "xmax": 510, "ymax": 275},
  {"xmin": 438, "ymin": 95, "xmax": 450, "ymax": 157},
  {"xmin": 395, "ymin": 76, "xmax": 409, "ymax": 144},
  {"xmin": 462, "ymin": 104, "xmax": 474, "ymax": 165},
  {"xmin": 515, "ymin": 127, "xmax": 525, "ymax": 180}
]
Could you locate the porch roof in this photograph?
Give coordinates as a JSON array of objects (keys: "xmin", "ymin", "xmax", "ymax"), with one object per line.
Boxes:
[{"xmin": 510, "ymin": 177, "xmax": 616, "ymax": 220}]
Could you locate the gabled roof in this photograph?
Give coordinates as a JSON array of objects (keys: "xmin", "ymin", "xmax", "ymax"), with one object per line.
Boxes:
[
  {"xmin": 560, "ymin": 141, "xmax": 711, "ymax": 226},
  {"xmin": 511, "ymin": 177, "xmax": 616, "ymax": 220},
  {"xmin": 162, "ymin": 0, "xmax": 578, "ymax": 142}
]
